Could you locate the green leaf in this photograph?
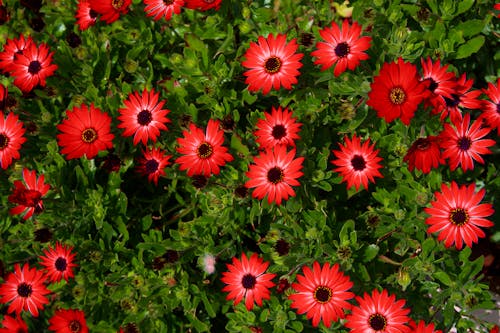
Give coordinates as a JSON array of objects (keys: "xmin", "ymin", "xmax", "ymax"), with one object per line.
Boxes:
[
  {"xmin": 455, "ymin": 36, "xmax": 485, "ymax": 59},
  {"xmin": 456, "ymin": 0, "xmax": 474, "ymax": 16},
  {"xmin": 433, "ymin": 271, "xmax": 453, "ymax": 287},
  {"xmin": 363, "ymin": 244, "xmax": 380, "ymax": 262}
]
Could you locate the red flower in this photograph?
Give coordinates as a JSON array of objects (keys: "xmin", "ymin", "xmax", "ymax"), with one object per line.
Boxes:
[
  {"xmin": 117, "ymin": 88, "xmax": 171, "ymax": 146},
  {"xmin": 345, "ymin": 289, "xmax": 411, "ymax": 333},
  {"xmin": 75, "ymin": 0, "xmax": 98, "ymax": 30},
  {"xmin": 424, "ymin": 181, "xmax": 494, "ymax": 249},
  {"xmin": 136, "ymin": 147, "xmax": 171, "ymax": 185},
  {"xmin": 0, "ymin": 263, "xmax": 50, "ymax": 317},
  {"xmin": 245, "ymin": 145, "xmax": 304, "ymax": 205},
  {"xmin": 242, "ymin": 33, "xmax": 303, "ymax": 95},
  {"xmin": 491, "ymin": 325, "xmax": 499, "ymax": 333},
  {"xmin": 254, "ymin": 106, "xmax": 302, "ymax": 149},
  {"xmin": 0, "ymin": 111, "xmax": 27, "ymax": 169},
  {"xmin": 434, "ymin": 73, "xmax": 482, "ymax": 123},
  {"xmin": 39, "ymin": 242, "xmax": 78, "ymax": 283},
  {"xmin": 481, "ymin": 78, "xmax": 500, "ymax": 135},
  {"xmin": 10, "ymin": 42, "xmax": 58, "ymax": 93},
  {"xmin": 0, "ymin": 34, "xmax": 33, "ymax": 73},
  {"xmin": 289, "ymin": 262, "xmax": 354, "ymax": 328},
  {"xmin": 0, "ymin": 315, "xmax": 28, "ymax": 333},
  {"xmin": 311, "ymin": 19, "xmax": 371, "ymax": 76},
  {"xmin": 144, "ymin": 0, "xmax": 184, "ymax": 20},
  {"xmin": 403, "ymin": 136, "xmax": 444, "ymax": 174},
  {"xmin": 420, "ymin": 57, "xmax": 457, "ymax": 110},
  {"xmin": 175, "ymin": 119, "xmax": 233, "ymax": 177},
  {"xmin": 331, "ymin": 134, "xmax": 383, "ymax": 191},
  {"xmin": 48, "ymin": 309, "xmax": 89, "ymax": 333},
  {"xmin": 8, "ymin": 168, "xmax": 50, "ymax": 220},
  {"xmin": 221, "ymin": 253, "xmax": 276, "ymax": 311},
  {"xmin": 367, "ymin": 57, "xmax": 428, "ymax": 125},
  {"xmin": 439, "ymin": 113, "xmax": 495, "ymax": 171},
  {"xmin": 56, "ymin": 103, "xmax": 114, "ymax": 160},
  {"xmin": 410, "ymin": 320, "xmax": 443, "ymax": 333},
  {"xmin": 184, "ymin": 0, "xmax": 221, "ymax": 11},
  {"xmin": 88, "ymin": 0, "xmax": 131, "ymax": 24}
]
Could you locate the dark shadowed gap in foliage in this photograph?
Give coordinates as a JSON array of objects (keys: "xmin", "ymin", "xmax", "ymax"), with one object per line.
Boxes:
[{"xmin": 471, "ymin": 231, "xmax": 500, "ymax": 295}]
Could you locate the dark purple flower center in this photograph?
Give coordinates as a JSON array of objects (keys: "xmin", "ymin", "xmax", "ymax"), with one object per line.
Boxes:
[
  {"xmin": 241, "ymin": 273, "xmax": 256, "ymax": 289},
  {"xmin": 55, "ymin": 257, "xmax": 68, "ymax": 271},
  {"xmin": 415, "ymin": 137, "xmax": 431, "ymax": 150},
  {"xmin": 449, "ymin": 208, "xmax": 469, "ymax": 226},
  {"xmin": 145, "ymin": 159, "xmax": 159, "ymax": 174},
  {"xmin": 351, "ymin": 155, "xmax": 366, "ymax": 171},
  {"xmin": 0, "ymin": 133, "xmax": 9, "ymax": 149},
  {"xmin": 313, "ymin": 286, "xmax": 332, "ymax": 303},
  {"xmin": 28, "ymin": 60, "xmax": 42, "ymax": 74},
  {"xmin": 457, "ymin": 137, "xmax": 471, "ymax": 151},
  {"xmin": 389, "ymin": 87, "xmax": 406, "ymax": 105},
  {"xmin": 444, "ymin": 94, "xmax": 460, "ymax": 107},
  {"xmin": 428, "ymin": 78, "xmax": 438, "ymax": 92},
  {"xmin": 334, "ymin": 42, "xmax": 350, "ymax": 58},
  {"xmin": 81, "ymin": 128, "xmax": 97, "ymax": 143},
  {"xmin": 264, "ymin": 56, "xmax": 282, "ymax": 74},
  {"xmin": 89, "ymin": 9, "xmax": 98, "ymax": 18},
  {"xmin": 267, "ymin": 167, "xmax": 284, "ymax": 184},
  {"xmin": 272, "ymin": 124, "xmax": 287, "ymax": 140},
  {"xmin": 163, "ymin": 0, "xmax": 174, "ymax": 4},
  {"xmin": 496, "ymin": 103, "xmax": 500, "ymax": 113},
  {"xmin": 17, "ymin": 282, "xmax": 32, "ymax": 297},
  {"xmin": 368, "ymin": 313, "xmax": 387, "ymax": 331},
  {"xmin": 197, "ymin": 142, "xmax": 213, "ymax": 159},
  {"xmin": 137, "ymin": 110, "xmax": 153, "ymax": 126},
  {"xmin": 69, "ymin": 320, "xmax": 82, "ymax": 333}
]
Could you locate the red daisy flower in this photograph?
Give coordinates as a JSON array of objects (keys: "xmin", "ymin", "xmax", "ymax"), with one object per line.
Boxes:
[
  {"xmin": 367, "ymin": 57, "xmax": 428, "ymax": 125},
  {"xmin": 11, "ymin": 42, "xmax": 58, "ymax": 93},
  {"xmin": 175, "ymin": 119, "xmax": 233, "ymax": 177},
  {"xmin": 39, "ymin": 242, "xmax": 78, "ymax": 283},
  {"xmin": 424, "ymin": 181, "xmax": 494, "ymax": 249},
  {"xmin": 481, "ymin": 78, "xmax": 500, "ymax": 135},
  {"xmin": 439, "ymin": 113, "xmax": 495, "ymax": 172},
  {"xmin": 254, "ymin": 106, "xmax": 302, "ymax": 149},
  {"xmin": 56, "ymin": 103, "xmax": 114, "ymax": 160},
  {"xmin": 403, "ymin": 135, "xmax": 444, "ymax": 174},
  {"xmin": 136, "ymin": 147, "xmax": 171, "ymax": 185},
  {"xmin": 0, "ymin": 34, "xmax": 33, "ymax": 73},
  {"xmin": 0, "ymin": 263, "xmax": 50, "ymax": 317},
  {"xmin": 117, "ymin": 88, "xmax": 171, "ymax": 146},
  {"xmin": 434, "ymin": 73, "xmax": 482, "ymax": 123},
  {"xmin": 409, "ymin": 320, "xmax": 443, "ymax": 333},
  {"xmin": 48, "ymin": 309, "xmax": 89, "ymax": 333},
  {"xmin": 242, "ymin": 33, "xmax": 304, "ymax": 95},
  {"xmin": 245, "ymin": 145, "xmax": 304, "ymax": 205},
  {"xmin": 311, "ymin": 19, "xmax": 371, "ymax": 77},
  {"xmin": 0, "ymin": 111, "xmax": 27, "ymax": 169},
  {"xmin": 420, "ymin": 57, "xmax": 457, "ymax": 110},
  {"xmin": 88, "ymin": 0, "xmax": 131, "ymax": 24},
  {"xmin": 8, "ymin": 168, "xmax": 50, "ymax": 220},
  {"xmin": 289, "ymin": 262, "xmax": 354, "ymax": 328},
  {"xmin": 221, "ymin": 253, "xmax": 276, "ymax": 311},
  {"xmin": 345, "ymin": 289, "xmax": 411, "ymax": 333},
  {"xmin": 184, "ymin": 0, "xmax": 221, "ymax": 11},
  {"xmin": 75, "ymin": 0, "xmax": 98, "ymax": 30},
  {"xmin": 144, "ymin": 0, "xmax": 184, "ymax": 21},
  {"xmin": 0, "ymin": 315, "xmax": 28, "ymax": 333},
  {"xmin": 331, "ymin": 134, "xmax": 383, "ymax": 191}
]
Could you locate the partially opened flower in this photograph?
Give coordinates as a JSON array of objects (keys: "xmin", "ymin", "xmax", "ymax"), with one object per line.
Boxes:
[
  {"xmin": 311, "ymin": 19, "xmax": 371, "ymax": 76},
  {"xmin": 56, "ymin": 103, "xmax": 114, "ymax": 160},
  {"xmin": 39, "ymin": 242, "xmax": 78, "ymax": 283},
  {"xmin": 403, "ymin": 136, "xmax": 444, "ymax": 174},
  {"xmin": 242, "ymin": 33, "xmax": 303, "ymax": 95},
  {"xmin": 331, "ymin": 134, "xmax": 383, "ymax": 191},
  {"xmin": 245, "ymin": 145, "xmax": 304, "ymax": 205},
  {"xmin": 89, "ymin": 0, "xmax": 131, "ymax": 24},
  {"xmin": 117, "ymin": 88, "xmax": 171, "ymax": 146},
  {"xmin": 439, "ymin": 113, "xmax": 495, "ymax": 171},
  {"xmin": 0, "ymin": 34, "xmax": 33, "ymax": 73},
  {"xmin": 345, "ymin": 289, "xmax": 411, "ymax": 333},
  {"xmin": 8, "ymin": 168, "xmax": 50, "ymax": 220},
  {"xmin": 144, "ymin": 0, "xmax": 184, "ymax": 21},
  {"xmin": 481, "ymin": 77, "xmax": 500, "ymax": 135},
  {"xmin": 0, "ymin": 263, "xmax": 50, "ymax": 317},
  {"xmin": 0, "ymin": 315, "xmax": 28, "ymax": 333},
  {"xmin": 48, "ymin": 309, "xmax": 89, "ymax": 333},
  {"xmin": 0, "ymin": 111, "xmax": 27, "ymax": 169},
  {"xmin": 289, "ymin": 262, "xmax": 354, "ymax": 328},
  {"xmin": 136, "ymin": 147, "xmax": 171, "ymax": 185},
  {"xmin": 176, "ymin": 119, "xmax": 233, "ymax": 177},
  {"xmin": 367, "ymin": 57, "xmax": 428, "ymax": 125},
  {"xmin": 410, "ymin": 320, "xmax": 443, "ymax": 333},
  {"xmin": 424, "ymin": 181, "xmax": 494, "ymax": 250},
  {"xmin": 254, "ymin": 106, "xmax": 302, "ymax": 149},
  {"xmin": 221, "ymin": 253, "xmax": 276, "ymax": 311},
  {"xmin": 75, "ymin": 0, "xmax": 98, "ymax": 30},
  {"xmin": 184, "ymin": 0, "xmax": 221, "ymax": 11}
]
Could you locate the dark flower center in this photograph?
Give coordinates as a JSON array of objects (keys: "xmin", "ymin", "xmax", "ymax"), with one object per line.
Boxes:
[
  {"xmin": 449, "ymin": 208, "xmax": 469, "ymax": 226},
  {"xmin": 17, "ymin": 328, "xmax": 27, "ymax": 333},
  {"xmin": 9, "ymin": 188, "xmax": 42, "ymax": 207},
  {"xmin": 271, "ymin": 124, "xmax": 287, "ymax": 140},
  {"xmin": 241, "ymin": 273, "xmax": 256, "ymax": 289},
  {"xmin": 28, "ymin": 60, "xmax": 42, "ymax": 74},
  {"xmin": 389, "ymin": 87, "xmax": 406, "ymax": 105},
  {"xmin": 55, "ymin": 257, "xmax": 68, "ymax": 271},
  {"xmin": 334, "ymin": 42, "xmax": 350, "ymax": 58},
  {"xmin": 89, "ymin": 9, "xmax": 98, "ymax": 18},
  {"xmin": 415, "ymin": 137, "xmax": 431, "ymax": 150},
  {"xmin": 457, "ymin": 137, "xmax": 471, "ymax": 151},
  {"xmin": 496, "ymin": 103, "xmax": 500, "ymax": 113},
  {"xmin": 163, "ymin": 0, "xmax": 174, "ymax": 4},
  {"xmin": 0, "ymin": 133, "xmax": 9, "ymax": 149},
  {"xmin": 264, "ymin": 56, "xmax": 282, "ymax": 74},
  {"xmin": 351, "ymin": 155, "xmax": 366, "ymax": 171},
  {"xmin": 369, "ymin": 313, "xmax": 387, "ymax": 331},
  {"xmin": 267, "ymin": 166, "xmax": 284, "ymax": 184},
  {"xmin": 69, "ymin": 320, "xmax": 82, "ymax": 333},
  {"xmin": 444, "ymin": 94, "xmax": 460, "ymax": 107},
  {"xmin": 197, "ymin": 142, "xmax": 213, "ymax": 159},
  {"xmin": 313, "ymin": 286, "xmax": 332, "ymax": 303},
  {"xmin": 137, "ymin": 110, "xmax": 152, "ymax": 126},
  {"xmin": 81, "ymin": 128, "xmax": 97, "ymax": 143},
  {"xmin": 428, "ymin": 78, "xmax": 438, "ymax": 92},
  {"xmin": 145, "ymin": 159, "xmax": 159, "ymax": 174},
  {"xmin": 17, "ymin": 282, "xmax": 32, "ymax": 297},
  {"xmin": 112, "ymin": 0, "xmax": 124, "ymax": 9}
]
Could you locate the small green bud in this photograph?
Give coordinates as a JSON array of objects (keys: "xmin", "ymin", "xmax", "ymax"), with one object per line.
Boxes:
[
  {"xmin": 397, "ymin": 267, "xmax": 411, "ymax": 290},
  {"xmin": 415, "ymin": 192, "xmax": 428, "ymax": 206},
  {"xmin": 242, "ymin": 7, "xmax": 251, "ymax": 19},
  {"xmin": 239, "ymin": 21, "xmax": 253, "ymax": 34},
  {"xmin": 124, "ymin": 59, "xmax": 138, "ymax": 73}
]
